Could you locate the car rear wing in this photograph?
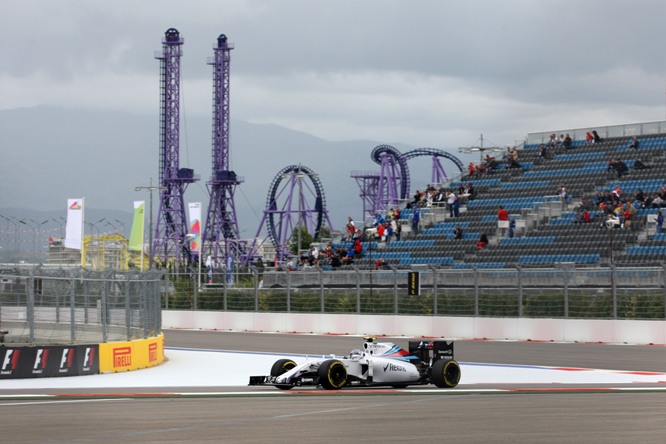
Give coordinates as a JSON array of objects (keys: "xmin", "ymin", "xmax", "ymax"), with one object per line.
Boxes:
[{"xmin": 408, "ymin": 340, "xmax": 454, "ymax": 363}]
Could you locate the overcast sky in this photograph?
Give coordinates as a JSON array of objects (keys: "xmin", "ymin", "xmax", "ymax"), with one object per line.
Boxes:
[{"xmin": 3, "ymin": 0, "xmax": 666, "ymax": 150}]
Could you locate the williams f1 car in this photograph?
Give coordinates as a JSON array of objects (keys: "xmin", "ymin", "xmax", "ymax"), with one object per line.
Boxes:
[{"xmin": 249, "ymin": 337, "xmax": 461, "ymax": 390}]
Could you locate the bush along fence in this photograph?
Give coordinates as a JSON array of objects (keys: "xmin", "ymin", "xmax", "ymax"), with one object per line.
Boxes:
[{"xmin": 162, "ymin": 265, "xmax": 666, "ymax": 320}]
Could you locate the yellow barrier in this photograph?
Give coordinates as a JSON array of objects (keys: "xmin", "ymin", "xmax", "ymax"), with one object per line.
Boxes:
[{"xmin": 99, "ymin": 333, "xmax": 165, "ymax": 373}]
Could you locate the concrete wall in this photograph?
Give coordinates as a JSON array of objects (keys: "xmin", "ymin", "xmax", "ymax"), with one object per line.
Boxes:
[{"xmin": 162, "ymin": 310, "xmax": 666, "ymax": 345}]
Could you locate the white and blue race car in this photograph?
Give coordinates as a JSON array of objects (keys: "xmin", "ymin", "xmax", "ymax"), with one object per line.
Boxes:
[{"xmin": 249, "ymin": 337, "xmax": 461, "ymax": 390}]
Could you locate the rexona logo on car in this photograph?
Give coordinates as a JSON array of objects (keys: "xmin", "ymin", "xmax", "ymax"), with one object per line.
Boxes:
[
  {"xmin": 113, "ymin": 346, "xmax": 132, "ymax": 369},
  {"xmin": 383, "ymin": 362, "xmax": 406, "ymax": 372}
]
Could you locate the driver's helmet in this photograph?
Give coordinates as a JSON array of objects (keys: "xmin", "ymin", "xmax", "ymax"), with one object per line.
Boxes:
[{"xmin": 349, "ymin": 349, "xmax": 363, "ymax": 360}]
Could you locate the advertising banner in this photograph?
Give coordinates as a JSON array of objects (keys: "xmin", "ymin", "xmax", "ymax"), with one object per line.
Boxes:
[
  {"xmin": 408, "ymin": 271, "xmax": 421, "ymax": 296},
  {"xmin": 128, "ymin": 200, "xmax": 145, "ymax": 252},
  {"xmin": 64, "ymin": 198, "xmax": 84, "ymax": 249},
  {"xmin": 0, "ymin": 345, "xmax": 99, "ymax": 379},
  {"xmin": 187, "ymin": 202, "xmax": 201, "ymax": 253},
  {"xmin": 99, "ymin": 334, "xmax": 165, "ymax": 373}
]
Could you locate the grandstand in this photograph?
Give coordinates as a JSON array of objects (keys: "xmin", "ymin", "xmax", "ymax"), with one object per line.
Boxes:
[{"xmin": 333, "ymin": 122, "xmax": 666, "ymax": 270}]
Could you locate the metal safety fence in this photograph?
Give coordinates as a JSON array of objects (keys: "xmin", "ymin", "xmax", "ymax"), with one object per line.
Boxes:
[
  {"xmin": 164, "ymin": 265, "xmax": 666, "ymax": 320},
  {"xmin": 0, "ymin": 267, "xmax": 164, "ymax": 345}
]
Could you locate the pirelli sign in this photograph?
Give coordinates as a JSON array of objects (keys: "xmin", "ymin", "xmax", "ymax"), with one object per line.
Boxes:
[{"xmin": 99, "ymin": 333, "xmax": 165, "ymax": 373}]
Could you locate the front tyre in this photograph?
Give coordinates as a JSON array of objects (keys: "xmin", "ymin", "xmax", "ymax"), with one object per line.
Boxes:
[
  {"xmin": 318, "ymin": 360, "xmax": 348, "ymax": 390},
  {"xmin": 431, "ymin": 359, "xmax": 461, "ymax": 388},
  {"xmin": 270, "ymin": 359, "xmax": 297, "ymax": 390},
  {"xmin": 270, "ymin": 359, "xmax": 297, "ymax": 377}
]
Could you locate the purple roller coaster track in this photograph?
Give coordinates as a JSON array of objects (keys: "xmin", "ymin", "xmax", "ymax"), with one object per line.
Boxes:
[{"xmin": 351, "ymin": 145, "xmax": 464, "ymax": 219}]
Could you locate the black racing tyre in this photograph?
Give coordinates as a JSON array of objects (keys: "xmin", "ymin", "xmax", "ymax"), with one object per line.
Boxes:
[
  {"xmin": 270, "ymin": 359, "xmax": 297, "ymax": 377},
  {"xmin": 270, "ymin": 359, "xmax": 297, "ymax": 390},
  {"xmin": 431, "ymin": 359, "xmax": 461, "ymax": 388},
  {"xmin": 318, "ymin": 359, "xmax": 348, "ymax": 390}
]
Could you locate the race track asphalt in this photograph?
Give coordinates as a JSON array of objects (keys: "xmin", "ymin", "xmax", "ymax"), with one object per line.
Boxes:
[{"xmin": 1, "ymin": 330, "xmax": 665, "ymax": 443}]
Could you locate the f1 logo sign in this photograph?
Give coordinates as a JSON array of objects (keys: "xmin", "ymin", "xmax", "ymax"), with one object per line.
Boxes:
[
  {"xmin": 59, "ymin": 348, "xmax": 75, "ymax": 372},
  {"xmin": 82, "ymin": 347, "xmax": 95, "ymax": 370},
  {"xmin": 33, "ymin": 349, "xmax": 49, "ymax": 374},
  {"xmin": 1, "ymin": 349, "xmax": 21, "ymax": 372}
]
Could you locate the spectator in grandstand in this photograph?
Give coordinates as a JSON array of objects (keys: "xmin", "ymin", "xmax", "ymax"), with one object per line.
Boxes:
[
  {"xmin": 539, "ymin": 144, "xmax": 549, "ymax": 160},
  {"xmin": 621, "ymin": 202, "xmax": 636, "ymax": 229},
  {"xmin": 635, "ymin": 188, "xmax": 646, "ymax": 203},
  {"xmin": 476, "ymin": 232, "xmax": 489, "ymax": 250},
  {"xmin": 558, "ymin": 184, "xmax": 568, "ymax": 210},
  {"xmin": 615, "ymin": 159, "xmax": 628, "ymax": 178},
  {"xmin": 353, "ymin": 238, "xmax": 363, "ymax": 257},
  {"xmin": 657, "ymin": 211, "xmax": 664, "ymax": 234},
  {"xmin": 576, "ymin": 208, "xmax": 591, "ymax": 224},
  {"xmin": 410, "ymin": 207, "xmax": 421, "ymax": 236},
  {"xmin": 386, "ymin": 220, "xmax": 394, "ymax": 243},
  {"xmin": 592, "ymin": 130, "xmax": 602, "ymax": 143},
  {"xmin": 345, "ymin": 216, "xmax": 355, "ymax": 241},
  {"xmin": 508, "ymin": 146, "xmax": 519, "ymax": 161},
  {"xmin": 497, "ymin": 205, "xmax": 509, "ymax": 236},
  {"xmin": 394, "ymin": 219, "xmax": 402, "ymax": 241},
  {"xmin": 508, "ymin": 219, "xmax": 516, "ymax": 238},
  {"xmin": 321, "ymin": 242, "xmax": 334, "ymax": 259},
  {"xmin": 634, "ymin": 157, "xmax": 648, "ymax": 170},
  {"xmin": 586, "ymin": 131, "xmax": 594, "ymax": 143},
  {"xmin": 607, "ymin": 159, "xmax": 628, "ymax": 178},
  {"xmin": 658, "ymin": 187, "xmax": 666, "ymax": 201},
  {"xmin": 374, "ymin": 258, "xmax": 388, "ymax": 270},
  {"xmin": 563, "ymin": 134, "xmax": 573, "ymax": 149},
  {"xmin": 372, "ymin": 212, "xmax": 385, "ymax": 227},
  {"xmin": 447, "ymin": 191, "xmax": 457, "ymax": 218},
  {"xmin": 497, "ymin": 205, "xmax": 509, "ymax": 221},
  {"xmin": 484, "ymin": 154, "xmax": 498, "ymax": 173},
  {"xmin": 548, "ymin": 133, "xmax": 559, "ymax": 147},
  {"xmin": 375, "ymin": 221, "xmax": 386, "ymax": 241},
  {"xmin": 463, "ymin": 182, "xmax": 476, "ymax": 200},
  {"xmin": 629, "ymin": 136, "xmax": 639, "ymax": 150},
  {"xmin": 343, "ymin": 246, "xmax": 355, "ymax": 265},
  {"xmin": 410, "ymin": 190, "xmax": 424, "ymax": 208},
  {"xmin": 611, "ymin": 185, "xmax": 622, "ymax": 205},
  {"xmin": 331, "ymin": 254, "xmax": 342, "ymax": 268},
  {"xmin": 506, "ymin": 146, "xmax": 519, "ymax": 166},
  {"xmin": 453, "ymin": 194, "xmax": 461, "ymax": 217},
  {"xmin": 453, "ymin": 224, "xmax": 463, "ymax": 240}
]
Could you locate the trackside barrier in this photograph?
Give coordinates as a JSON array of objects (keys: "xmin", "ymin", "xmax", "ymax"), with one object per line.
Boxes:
[
  {"xmin": 0, "ymin": 344, "xmax": 99, "ymax": 379},
  {"xmin": 99, "ymin": 333, "xmax": 165, "ymax": 373},
  {"xmin": 162, "ymin": 311, "xmax": 666, "ymax": 345},
  {"xmin": 0, "ymin": 333, "xmax": 165, "ymax": 379}
]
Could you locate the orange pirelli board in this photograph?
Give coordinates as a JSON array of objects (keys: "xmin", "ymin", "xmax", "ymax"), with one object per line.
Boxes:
[{"xmin": 99, "ymin": 333, "xmax": 165, "ymax": 373}]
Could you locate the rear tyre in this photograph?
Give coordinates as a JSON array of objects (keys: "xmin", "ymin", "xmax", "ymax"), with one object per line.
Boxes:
[
  {"xmin": 431, "ymin": 359, "xmax": 461, "ymax": 388},
  {"xmin": 270, "ymin": 359, "xmax": 297, "ymax": 390},
  {"xmin": 318, "ymin": 360, "xmax": 348, "ymax": 390}
]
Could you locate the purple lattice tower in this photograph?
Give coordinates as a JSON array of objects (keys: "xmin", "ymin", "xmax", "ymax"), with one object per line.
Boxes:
[
  {"xmin": 202, "ymin": 34, "xmax": 244, "ymax": 267},
  {"xmin": 153, "ymin": 28, "xmax": 199, "ymax": 267}
]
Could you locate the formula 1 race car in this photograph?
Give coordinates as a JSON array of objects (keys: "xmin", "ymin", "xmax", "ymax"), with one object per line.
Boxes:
[{"xmin": 248, "ymin": 337, "xmax": 461, "ymax": 390}]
